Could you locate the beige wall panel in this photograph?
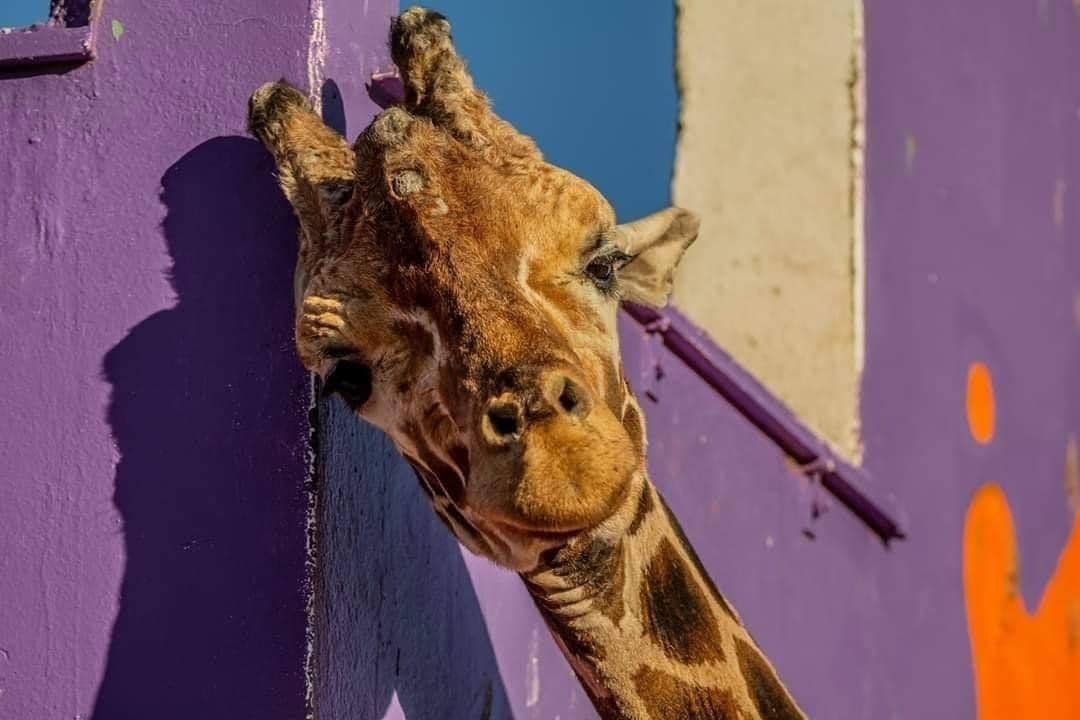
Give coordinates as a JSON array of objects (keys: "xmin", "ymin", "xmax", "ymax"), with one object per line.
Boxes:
[{"xmin": 673, "ymin": 0, "xmax": 864, "ymax": 459}]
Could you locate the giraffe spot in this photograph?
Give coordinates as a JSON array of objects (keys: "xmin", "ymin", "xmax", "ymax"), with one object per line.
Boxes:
[
  {"xmin": 640, "ymin": 537, "xmax": 727, "ymax": 665},
  {"xmin": 966, "ymin": 361, "xmax": 995, "ymax": 445},
  {"xmin": 621, "ymin": 391, "xmax": 646, "ymax": 458},
  {"xmin": 551, "ymin": 536, "xmax": 626, "ymax": 625},
  {"xmin": 627, "ymin": 483, "xmax": 654, "ymax": 536},
  {"xmin": 631, "ymin": 666, "xmax": 742, "ymax": 719},
  {"xmin": 734, "ymin": 636, "xmax": 805, "ymax": 719},
  {"xmin": 658, "ymin": 494, "xmax": 740, "ymax": 624}
]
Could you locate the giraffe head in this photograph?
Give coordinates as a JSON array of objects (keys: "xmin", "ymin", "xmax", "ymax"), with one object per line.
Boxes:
[{"xmin": 249, "ymin": 7, "xmax": 699, "ymax": 570}]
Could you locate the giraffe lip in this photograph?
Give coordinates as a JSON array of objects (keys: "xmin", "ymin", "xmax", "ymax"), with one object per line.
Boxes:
[{"xmin": 489, "ymin": 518, "xmax": 587, "ymax": 543}]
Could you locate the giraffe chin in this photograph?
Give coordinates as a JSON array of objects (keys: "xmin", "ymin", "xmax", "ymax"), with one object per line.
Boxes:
[{"xmin": 466, "ymin": 408, "xmax": 639, "ymax": 568}]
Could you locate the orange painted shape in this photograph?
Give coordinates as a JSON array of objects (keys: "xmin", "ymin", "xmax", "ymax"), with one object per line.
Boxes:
[
  {"xmin": 963, "ymin": 483, "xmax": 1080, "ymax": 720},
  {"xmin": 966, "ymin": 362, "xmax": 996, "ymax": 445}
]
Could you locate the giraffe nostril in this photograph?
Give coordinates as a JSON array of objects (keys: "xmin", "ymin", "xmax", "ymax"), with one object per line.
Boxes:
[
  {"xmin": 484, "ymin": 400, "xmax": 523, "ymax": 440},
  {"xmin": 558, "ymin": 380, "xmax": 580, "ymax": 414},
  {"xmin": 552, "ymin": 375, "xmax": 591, "ymax": 418}
]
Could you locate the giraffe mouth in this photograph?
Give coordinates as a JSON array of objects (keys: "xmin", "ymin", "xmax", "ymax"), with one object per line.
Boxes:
[{"xmin": 487, "ymin": 517, "xmax": 589, "ymax": 545}]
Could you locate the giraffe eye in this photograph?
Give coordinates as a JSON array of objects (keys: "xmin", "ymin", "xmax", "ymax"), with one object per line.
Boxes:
[
  {"xmin": 585, "ymin": 250, "xmax": 630, "ymax": 292},
  {"xmin": 323, "ymin": 359, "xmax": 372, "ymax": 408}
]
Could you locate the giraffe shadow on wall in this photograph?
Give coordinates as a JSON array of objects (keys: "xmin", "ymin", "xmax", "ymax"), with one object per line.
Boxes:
[
  {"xmin": 92, "ymin": 134, "xmax": 511, "ymax": 719},
  {"xmin": 314, "ymin": 400, "xmax": 513, "ymax": 719}
]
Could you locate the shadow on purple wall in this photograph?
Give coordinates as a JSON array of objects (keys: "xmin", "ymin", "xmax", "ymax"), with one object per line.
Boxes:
[
  {"xmin": 89, "ymin": 132, "xmax": 513, "ymax": 718},
  {"xmin": 313, "ymin": 401, "xmax": 516, "ymax": 719},
  {"xmin": 92, "ymin": 137, "xmax": 308, "ymax": 719},
  {"xmin": 321, "ymin": 79, "xmax": 348, "ymax": 137}
]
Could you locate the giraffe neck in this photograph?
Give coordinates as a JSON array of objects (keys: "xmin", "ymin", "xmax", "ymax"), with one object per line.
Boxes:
[{"xmin": 521, "ymin": 475, "xmax": 807, "ymax": 720}]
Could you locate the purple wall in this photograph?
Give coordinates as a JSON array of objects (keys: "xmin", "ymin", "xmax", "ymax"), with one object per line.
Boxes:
[
  {"xmin": 858, "ymin": 0, "xmax": 1080, "ymax": 714},
  {"xmin": 0, "ymin": 2, "xmax": 312, "ymax": 717}
]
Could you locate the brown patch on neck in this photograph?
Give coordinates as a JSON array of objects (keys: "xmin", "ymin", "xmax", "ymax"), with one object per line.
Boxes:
[
  {"xmin": 657, "ymin": 492, "xmax": 740, "ymax": 624},
  {"xmin": 734, "ymin": 636, "xmax": 805, "ymax": 719},
  {"xmin": 640, "ymin": 537, "xmax": 728, "ymax": 665},
  {"xmin": 626, "ymin": 482, "xmax": 655, "ymax": 536},
  {"xmin": 621, "ymin": 382, "xmax": 646, "ymax": 459},
  {"xmin": 543, "ymin": 535, "xmax": 627, "ymax": 626},
  {"xmin": 632, "ymin": 666, "xmax": 742, "ymax": 720}
]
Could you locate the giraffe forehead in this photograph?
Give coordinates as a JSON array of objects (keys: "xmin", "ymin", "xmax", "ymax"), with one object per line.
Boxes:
[{"xmin": 394, "ymin": 137, "xmax": 614, "ymax": 256}]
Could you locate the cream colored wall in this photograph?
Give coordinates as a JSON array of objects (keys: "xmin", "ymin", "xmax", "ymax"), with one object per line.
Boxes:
[{"xmin": 673, "ymin": 0, "xmax": 864, "ymax": 460}]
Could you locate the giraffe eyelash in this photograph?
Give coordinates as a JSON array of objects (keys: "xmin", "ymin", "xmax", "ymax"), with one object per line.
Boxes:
[{"xmin": 583, "ymin": 249, "xmax": 632, "ymax": 295}]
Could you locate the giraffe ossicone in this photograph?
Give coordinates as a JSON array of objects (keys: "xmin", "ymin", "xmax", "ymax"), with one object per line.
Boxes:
[{"xmin": 249, "ymin": 6, "xmax": 806, "ymax": 718}]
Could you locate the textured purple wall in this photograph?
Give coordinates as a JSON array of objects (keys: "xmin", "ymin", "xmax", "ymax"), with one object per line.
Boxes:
[
  {"xmin": 0, "ymin": 2, "xmax": 311, "ymax": 717},
  {"xmin": 858, "ymin": 0, "xmax": 1080, "ymax": 715}
]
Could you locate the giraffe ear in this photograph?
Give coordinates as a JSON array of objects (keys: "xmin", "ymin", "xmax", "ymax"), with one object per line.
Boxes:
[{"xmin": 613, "ymin": 207, "xmax": 700, "ymax": 308}]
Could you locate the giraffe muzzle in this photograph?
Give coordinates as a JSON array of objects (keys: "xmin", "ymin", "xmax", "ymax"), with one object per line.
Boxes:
[{"xmin": 479, "ymin": 371, "xmax": 593, "ymax": 447}]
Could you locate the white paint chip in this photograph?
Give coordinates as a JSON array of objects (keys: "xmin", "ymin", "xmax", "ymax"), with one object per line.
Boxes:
[
  {"xmin": 380, "ymin": 691, "xmax": 405, "ymax": 720},
  {"xmin": 525, "ymin": 626, "xmax": 541, "ymax": 708},
  {"xmin": 306, "ymin": 0, "xmax": 327, "ymax": 111},
  {"xmin": 1054, "ymin": 178, "xmax": 1066, "ymax": 230}
]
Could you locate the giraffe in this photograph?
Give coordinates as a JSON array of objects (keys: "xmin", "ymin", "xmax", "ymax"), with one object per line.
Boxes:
[{"xmin": 248, "ymin": 7, "xmax": 807, "ymax": 718}]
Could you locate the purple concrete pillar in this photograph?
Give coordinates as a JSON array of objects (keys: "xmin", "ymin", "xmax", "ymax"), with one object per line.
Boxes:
[{"xmin": 0, "ymin": 2, "xmax": 314, "ymax": 717}]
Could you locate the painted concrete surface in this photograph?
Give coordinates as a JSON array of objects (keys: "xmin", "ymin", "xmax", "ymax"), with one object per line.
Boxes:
[
  {"xmin": 0, "ymin": 2, "xmax": 311, "ymax": 717},
  {"xmin": 860, "ymin": 1, "xmax": 1080, "ymax": 716}
]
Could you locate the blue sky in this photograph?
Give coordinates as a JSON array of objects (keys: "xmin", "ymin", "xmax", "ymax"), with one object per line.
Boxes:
[
  {"xmin": 0, "ymin": 0, "xmax": 49, "ymax": 28},
  {"xmin": 426, "ymin": 1, "xmax": 677, "ymax": 221}
]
